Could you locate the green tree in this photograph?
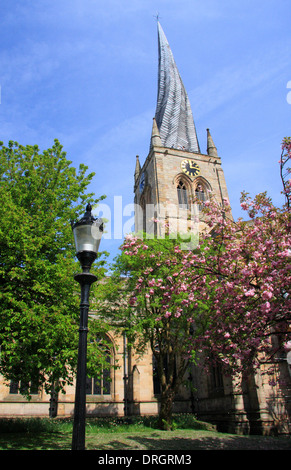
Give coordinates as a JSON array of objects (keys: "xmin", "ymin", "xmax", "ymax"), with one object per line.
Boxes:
[{"xmin": 0, "ymin": 139, "xmax": 108, "ymax": 400}]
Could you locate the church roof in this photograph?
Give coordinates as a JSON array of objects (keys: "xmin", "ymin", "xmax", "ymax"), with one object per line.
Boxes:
[{"xmin": 154, "ymin": 22, "xmax": 200, "ymax": 153}]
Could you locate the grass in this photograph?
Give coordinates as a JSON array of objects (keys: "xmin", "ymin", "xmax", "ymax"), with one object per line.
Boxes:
[{"xmin": 0, "ymin": 415, "xmax": 290, "ymax": 451}]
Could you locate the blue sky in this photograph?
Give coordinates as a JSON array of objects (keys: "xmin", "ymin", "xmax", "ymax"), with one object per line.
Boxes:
[{"xmin": 0, "ymin": 0, "xmax": 290, "ymax": 264}]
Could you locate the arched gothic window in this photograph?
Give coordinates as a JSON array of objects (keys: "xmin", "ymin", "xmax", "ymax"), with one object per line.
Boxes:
[
  {"xmin": 177, "ymin": 180, "xmax": 188, "ymax": 209},
  {"xmin": 195, "ymin": 185, "xmax": 206, "ymax": 210},
  {"xmin": 86, "ymin": 337, "xmax": 112, "ymax": 396},
  {"xmin": 86, "ymin": 354, "xmax": 111, "ymax": 396},
  {"xmin": 209, "ymin": 356, "xmax": 224, "ymax": 397}
]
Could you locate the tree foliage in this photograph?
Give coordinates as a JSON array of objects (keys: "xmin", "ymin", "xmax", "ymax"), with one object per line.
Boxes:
[{"xmin": 0, "ymin": 139, "xmax": 107, "ymax": 397}]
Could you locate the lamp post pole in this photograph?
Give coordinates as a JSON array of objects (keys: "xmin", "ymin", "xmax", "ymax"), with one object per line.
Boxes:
[
  {"xmin": 72, "ymin": 271, "xmax": 97, "ymax": 450},
  {"xmin": 71, "ymin": 204, "xmax": 103, "ymax": 451}
]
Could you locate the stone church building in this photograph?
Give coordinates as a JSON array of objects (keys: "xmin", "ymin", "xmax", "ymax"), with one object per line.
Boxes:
[{"xmin": 0, "ymin": 22, "xmax": 290, "ymax": 435}]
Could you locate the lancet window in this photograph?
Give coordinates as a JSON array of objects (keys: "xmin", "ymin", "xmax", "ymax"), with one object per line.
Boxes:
[
  {"xmin": 194, "ymin": 179, "xmax": 211, "ymax": 211},
  {"xmin": 195, "ymin": 185, "xmax": 206, "ymax": 210},
  {"xmin": 86, "ymin": 337, "xmax": 112, "ymax": 396},
  {"xmin": 177, "ymin": 180, "xmax": 189, "ymax": 209}
]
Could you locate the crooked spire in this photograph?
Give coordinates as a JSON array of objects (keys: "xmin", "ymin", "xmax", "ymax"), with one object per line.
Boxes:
[{"xmin": 154, "ymin": 21, "xmax": 200, "ymax": 153}]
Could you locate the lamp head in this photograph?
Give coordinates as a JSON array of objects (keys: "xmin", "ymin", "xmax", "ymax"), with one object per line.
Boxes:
[{"xmin": 71, "ymin": 203, "xmax": 103, "ymax": 272}]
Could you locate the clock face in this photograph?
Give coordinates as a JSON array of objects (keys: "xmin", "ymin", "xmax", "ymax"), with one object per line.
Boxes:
[
  {"xmin": 139, "ymin": 172, "xmax": 145, "ymax": 192},
  {"xmin": 181, "ymin": 159, "xmax": 200, "ymax": 177}
]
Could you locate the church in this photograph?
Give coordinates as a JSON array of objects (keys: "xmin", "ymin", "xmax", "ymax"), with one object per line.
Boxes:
[{"xmin": 0, "ymin": 22, "xmax": 290, "ymax": 435}]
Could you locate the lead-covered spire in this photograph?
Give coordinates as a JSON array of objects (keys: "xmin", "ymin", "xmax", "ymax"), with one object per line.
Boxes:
[{"xmin": 154, "ymin": 22, "xmax": 200, "ymax": 153}]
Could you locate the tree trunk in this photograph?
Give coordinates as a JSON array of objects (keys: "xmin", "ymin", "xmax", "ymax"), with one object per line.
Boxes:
[
  {"xmin": 154, "ymin": 344, "xmax": 189, "ymax": 430},
  {"xmin": 49, "ymin": 382, "xmax": 59, "ymax": 418},
  {"xmin": 159, "ymin": 388, "xmax": 175, "ymax": 430}
]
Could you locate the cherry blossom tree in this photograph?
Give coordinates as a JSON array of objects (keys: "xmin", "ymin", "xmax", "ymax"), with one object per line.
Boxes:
[
  {"xmin": 193, "ymin": 191, "xmax": 291, "ymax": 375},
  {"xmin": 97, "ymin": 143, "xmax": 291, "ymax": 429},
  {"xmin": 96, "ymin": 233, "xmax": 202, "ymax": 429}
]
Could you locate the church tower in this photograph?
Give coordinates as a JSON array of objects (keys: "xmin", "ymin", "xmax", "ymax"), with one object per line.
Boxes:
[{"xmin": 134, "ymin": 22, "xmax": 230, "ymax": 237}]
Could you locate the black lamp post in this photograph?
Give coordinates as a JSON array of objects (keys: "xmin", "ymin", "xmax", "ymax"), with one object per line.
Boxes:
[{"xmin": 71, "ymin": 203, "xmax": 103, "ymax": 451}]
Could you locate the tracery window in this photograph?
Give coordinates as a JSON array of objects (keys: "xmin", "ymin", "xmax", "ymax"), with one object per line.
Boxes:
[
  {"xmin": 209, "ymin": 358, "xmax": 224, "ymax": 397},
  {"xmin": 177, "ymin": 180, "xmax": 188, "ymax": 209},
  {"xmin": 195, "ymin": 185, "xmax": 206, "ymax": 210},
  {"xmin": 86, "ymin": 348, "xmax": 111, "ymax": 396}
]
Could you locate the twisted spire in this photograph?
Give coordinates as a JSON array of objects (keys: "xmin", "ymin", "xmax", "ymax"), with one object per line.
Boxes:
[{"xmin": 154, "ymin": 22, "xmax": 200, "ymax": 153}]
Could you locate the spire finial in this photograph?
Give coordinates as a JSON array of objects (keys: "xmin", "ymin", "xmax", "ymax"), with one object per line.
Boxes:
[
  {"xmin": 150, "ymin": 117, "xmax": 162, "ymax": 148},
  {"xmin": 207, "ymin": 128, "xmax": 218, "ymax": 158},
  {"xmin": 134, "ymin": 155, "xmax": 141, "ymax": 183},
  {"xmin": 154, "ymin": 12, "xmax": 161, "ymax": 22}
]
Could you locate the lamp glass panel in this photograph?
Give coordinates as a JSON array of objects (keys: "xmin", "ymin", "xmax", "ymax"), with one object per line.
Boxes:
[{"xmin": 73, "ymin": 224, "xmax": 101, "ymax": 254}]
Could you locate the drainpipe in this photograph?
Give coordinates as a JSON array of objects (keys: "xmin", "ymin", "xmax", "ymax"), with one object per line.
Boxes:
[{"xmin": 123, "ymin": 332, "xmax": 128, "ymax": 416}]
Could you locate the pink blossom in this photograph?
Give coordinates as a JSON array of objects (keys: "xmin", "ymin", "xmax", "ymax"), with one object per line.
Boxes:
[
  {"xmin": 129, "ymin": 297, "xmax": 137, "ymax": 306},
  {"xmin": 244, "ymin": 289, "xmax": 256, "ymax": 297},
  {"xmin": 261, "ymin": 302, "xmax": 271, "ymax": 313},
  {"xmin": 262, "ymin": 290, "xmax": 273, "ymax": 300}
]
